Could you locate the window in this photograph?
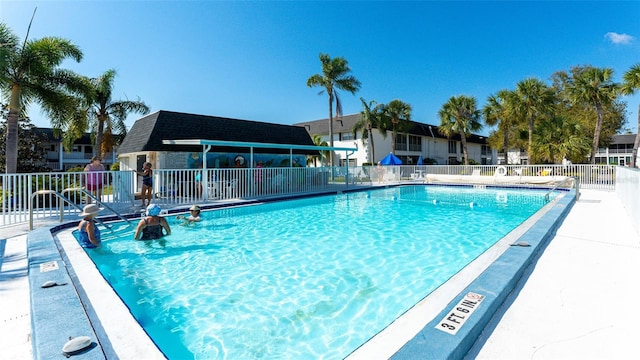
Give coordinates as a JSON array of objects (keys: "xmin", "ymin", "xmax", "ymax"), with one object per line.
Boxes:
[
  {"xmin": 340, "ymin": 158, "xmax": 357, "ymax": 167},
  {"xmin": 72, "ymin": 145, "xmax": 81, "ymax": 152},
  {"xmin": 408, "ymin": 135, "xmax": 421, "ymax": 151},
  {"xmin": 85, "ymin": 146, "xmax": 93, "ymax": 154},
  {"xmin": 395, "ymin": 134, "xmax": 407, "ymax": 151},
  {"xmin": 49, "ymin": 144, "xmax": 56, "ymax": 152},
  {"xmin": 481, "ymin": 145, "xmax": 490, "ymax": 155},
  {"xmin": 448, "ymin": 141, "xmax": 457, "ymax": 154},
  {"xmin": 340, "ymin": 132, "xmax": 354, "ymax": 141}
]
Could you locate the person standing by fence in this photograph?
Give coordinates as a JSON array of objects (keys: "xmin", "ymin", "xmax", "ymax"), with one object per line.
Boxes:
[
  {"xmin": 84, "ymin": 156, "xmax": 105, "ymax": 203},
  {"xmin": 136, "ymin": 162, "xmax": 154, "ymax": 207}
]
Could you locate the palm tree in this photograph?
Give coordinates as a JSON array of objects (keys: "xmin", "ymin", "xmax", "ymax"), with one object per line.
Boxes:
[
  {"xmin": 0, "ymin": 21, "xmax": 83, "ymax": 173},
  {"xmin": 567, "ymin": 66, "xmax": 619, "ymax": 164},
  {"xmin": 532, "ymin": 115, "xmax": 591, "ymax": 164},
  {"xmin": 438, "ymin": 95, "xmax": 483, "ymax": 166},
  {"xmin": 514, "ymin": 78, "xmax": 556, "ymax": 164},
  {"xmin": 515, "ymin": 78, "xmax": 555, "ymax": 163},
  {"xmin": 353, "ymin": 97, "xmax": 386, "ymax": 164},
  {"xmin": 483, "ymin": 89, "xmax": 517, "ymax": 164},
  {"xmin": 79, "ymin": 69, "xmax": 149, "ymax": 158},
  {"xmin": 307, "ymin": 53, "xmax": 361, "ymax": 168},
  {"xmin": 621, "ymin": 64, "xmax": 640, "ymax": 168},
  {"xmin": 308, "ymin": 134, "xmax": 329, "ymax": 167},
  {"xmin": 385, "ymin": 99, "xmax": 412, "ymax": 154}
]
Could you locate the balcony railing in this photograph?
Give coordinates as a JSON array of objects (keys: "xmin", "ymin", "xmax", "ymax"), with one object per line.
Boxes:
[{"xmin": 595, "ymin": 148, "xmax": 634, "ymax": 154}]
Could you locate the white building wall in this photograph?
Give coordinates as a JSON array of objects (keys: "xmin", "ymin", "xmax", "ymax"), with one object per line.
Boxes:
[
  {"xmin": 300, "ymin": 127, "xmax": 492, "ymax": 166},
  {"xmin": 331, "ymin": 131, "xmax": 489, "ymax": 166}
]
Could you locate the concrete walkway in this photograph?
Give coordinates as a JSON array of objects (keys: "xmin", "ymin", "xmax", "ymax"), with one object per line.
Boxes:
[
  {"xmin": 470, "ymin": 189, "xmax": 640, "ymax": 359},
  {"xmin": 1, "ymin": 189, "xmax": 638, "ymax": 359},
  {"xmin": 0, "ymin": 234, "xmax": 32, "ymax": 360}
]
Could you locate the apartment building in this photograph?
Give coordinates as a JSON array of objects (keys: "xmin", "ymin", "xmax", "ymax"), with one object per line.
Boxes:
[
  {"xmin": 36, "ymin": 128, "xmax": 116, "ymax": 171},
  {"xmin": 295, "ymin": 114, "xmax": 493, "ymax": 166}
]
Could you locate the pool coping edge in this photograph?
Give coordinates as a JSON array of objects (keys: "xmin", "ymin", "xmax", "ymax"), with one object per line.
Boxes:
[{"xmin": 389, "ymin": 188, "xmax": 577, "ymax": 359}]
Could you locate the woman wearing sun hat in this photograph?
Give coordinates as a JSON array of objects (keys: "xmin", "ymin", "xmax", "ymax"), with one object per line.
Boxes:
[
  {"xmin": 135, "ymin": 204, "xmax": 171, "ymax": 240},
  {"xmin": 77, "ymin": 204, "xmax": 102, "ymax": 248}
]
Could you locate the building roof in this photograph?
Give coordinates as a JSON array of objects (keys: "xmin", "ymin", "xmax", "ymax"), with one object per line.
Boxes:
[
  {"xmin": 294, "ymin": 114, "xmax": 488, "ymax": 144},
  {"xmin": 118, "ymin": 110, "xmax": 317, "ymax": 155},
  {"xmin": 610, "ymin": 134, "xmax": 637, "ymax": 145},
  {"xmin": 36, "ymin": 128, "xmax": 92, "ymax": 144}
]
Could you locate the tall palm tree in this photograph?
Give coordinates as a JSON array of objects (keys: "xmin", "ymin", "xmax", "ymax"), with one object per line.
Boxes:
[
  {"xmin": 353, "ymin": 97, "xmax": 386, "ymax": 164},
  {"xmin": 438, "ymin": 95, "xmax": 483, "ymax": 166},
  {"xmin": 80, "ymin": 69, "xmax": 149, "ymax": 158},
  {"xmin": 567, "ymin": 66, "xmax": 619, "ymax": 164},
  {"xmin": 621, "ymin": 64, "xmax": 640, "ymax": 168},
  {"xmin": 0, "ymin": 21, "xmax": 83, "ymax": 173},
  {"xmin": 514, "ymin": 78, "xmax": 556, "ymax": 164},
  {"xmin": 483, "ymin": 89, "xmax": 517, "ymax": 164},
  {"xmin": 307, "ymin": 53, "xmax": 361, "ymax": 168},
  {"xmin": 385, "ymin": 99, "xmax": 412, "ymax": 154}
]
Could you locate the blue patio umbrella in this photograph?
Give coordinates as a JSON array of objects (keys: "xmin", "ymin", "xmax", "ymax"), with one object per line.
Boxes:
[
  {"xmin": 417, "ymin": 155, "xmax": 424, "ymax": 165},
  {"xmin": 380, "ymin": 152, "xmax": 402, "ymax": 165}
]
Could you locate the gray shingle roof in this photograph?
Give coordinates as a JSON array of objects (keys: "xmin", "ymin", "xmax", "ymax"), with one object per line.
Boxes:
[
  {"xmin": 610, "ymin": 134, "xmax": 637, "ymax": 145},
  {"xmin": 118, "ymin": 110, "xmax": 316, "ymax": 154},
  {"xmin": 36, "ymin": 128, "xmax": 92, "ymax": 144}
]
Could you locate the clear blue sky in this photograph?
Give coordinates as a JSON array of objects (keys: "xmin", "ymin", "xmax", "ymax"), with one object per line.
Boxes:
[{"xmin": 2, "ymin": 1, "xmax": 639, "ymax": 135}]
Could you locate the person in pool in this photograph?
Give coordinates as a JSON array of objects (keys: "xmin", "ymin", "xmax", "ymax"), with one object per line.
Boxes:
[
  {"xmin": 135, "ymin": 204, "xmax": 171, "ymax": 240},
  {"xmin": 176, "ymin": 204, "xmax": 201, "ymax": 223},
  {"xmin": 77, "ymin": 204, "xmax": 102, "ymax": 248}
]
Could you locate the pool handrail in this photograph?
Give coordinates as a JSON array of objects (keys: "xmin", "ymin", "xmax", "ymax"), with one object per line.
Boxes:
[
  {"xmin": 544, "ymin": 176, "xmax": 580, "ymax": 202},
  {"xmin": 29, "ymin": 188, "xmax": 126, "ymax": 231},
  {"xmin": 61, "ymin": 187, "xmax": 131, "ymax": 225}
]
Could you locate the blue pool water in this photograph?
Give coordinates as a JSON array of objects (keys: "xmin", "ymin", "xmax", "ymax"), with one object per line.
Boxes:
[{"xmin": 79, "ymin": 185, "xmax": 555, "ymax": 359}]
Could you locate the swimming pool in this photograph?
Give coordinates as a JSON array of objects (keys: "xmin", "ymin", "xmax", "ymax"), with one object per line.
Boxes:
[{"xmin": 66, "ymin": 185, "xmax": 558, "ymax": 359}]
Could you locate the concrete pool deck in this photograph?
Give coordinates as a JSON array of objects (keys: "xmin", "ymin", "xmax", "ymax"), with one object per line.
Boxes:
[{"xmin": 1, "ymin": 189, "xmax": 639, "ymax": 359}]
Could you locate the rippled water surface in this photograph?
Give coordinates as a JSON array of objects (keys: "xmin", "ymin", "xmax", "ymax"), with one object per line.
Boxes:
[{"xmin": 83, "ymin": 186, "xmax": 553, "ymax": 359}]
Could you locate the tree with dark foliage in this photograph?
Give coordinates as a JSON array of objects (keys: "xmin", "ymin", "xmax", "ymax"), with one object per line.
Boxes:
[{"xmin": 0, "ymin": 103, "xmax": 49, "ymax": 173}]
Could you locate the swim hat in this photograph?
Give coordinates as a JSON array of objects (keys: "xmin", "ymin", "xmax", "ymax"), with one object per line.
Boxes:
[{"xmin": 146, "ymin": 204, "xmax": 162, "ymax": 216}]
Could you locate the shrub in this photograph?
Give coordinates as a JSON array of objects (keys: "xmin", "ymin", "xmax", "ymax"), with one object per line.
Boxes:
[{"xmin": 67, "ymin": 166, "xmax": 84, "ymax": 173}]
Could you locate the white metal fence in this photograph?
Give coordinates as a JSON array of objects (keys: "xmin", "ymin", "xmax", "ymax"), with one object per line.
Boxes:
[
  {"xmin": 0, "ymin": 164, "xmax": 617, "ymax": 228},
  {"xmin": 615, "ymin": 166, "xmax": 640, "ymax": 234},
  {"xmin": 151, "ymin": 167, "xmax": 333, "ymax": 206},
  {"xmin": 346, "ymin": 164, "xmax": 616, "ymax": 190}
]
